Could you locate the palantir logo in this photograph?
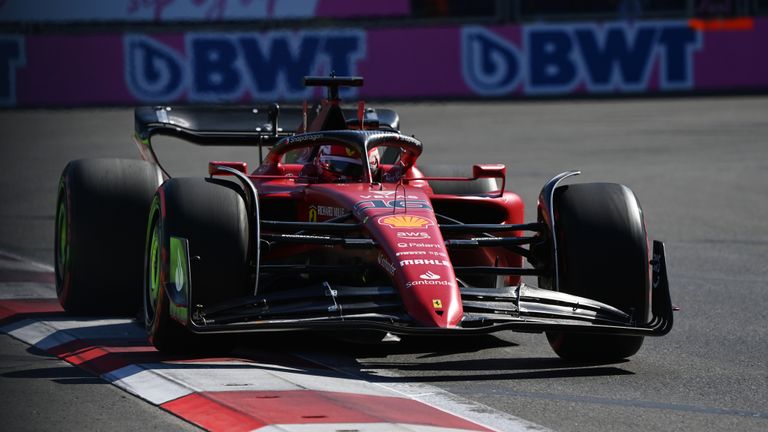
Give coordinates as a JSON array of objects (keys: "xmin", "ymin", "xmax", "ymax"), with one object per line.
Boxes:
[
  {"xmin": 461, "ymin": 27, "xmax": 521, "ymax": 96},
  {"xmin": 420, "ymin": 271, "xmax": 441, "ymax": 280},
  {"xmin": 125, "ymin": 35, "xmax": 186, "ymax": 102}
]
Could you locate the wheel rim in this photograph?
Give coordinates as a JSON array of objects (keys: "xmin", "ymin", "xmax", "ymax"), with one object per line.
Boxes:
[
  {"xmin": 146, "ymin": 220, "xmax": 161, "ymax": 321},
  {"xmin": 144, "ymin": 195, "xmax": 164, "ymax": 327},
  {"xmin": 55, "ymin": 194, "xmax": 69, "ymax": 294}
]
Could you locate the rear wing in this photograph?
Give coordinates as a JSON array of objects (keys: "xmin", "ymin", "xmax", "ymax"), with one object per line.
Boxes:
[
  {"xmin": 134, "ymin": 105, "xmax": 303, "ymax": 146},
  {"xmin": 134, "ymin": 105, "xmax": 401, "ymax": 146}
]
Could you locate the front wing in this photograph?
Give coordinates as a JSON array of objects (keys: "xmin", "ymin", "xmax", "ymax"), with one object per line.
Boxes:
[{"xmin": 177, "ymin": 241, "xmax": 673, "ymax": 338}]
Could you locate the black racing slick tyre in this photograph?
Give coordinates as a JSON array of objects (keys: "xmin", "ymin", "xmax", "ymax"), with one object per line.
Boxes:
[
  {"xmin": 55, "ymin": 158, "xmax": 163, "ymax": 315},
  {"xmin": 418, "ymin": 165, "xmax": 498, "ymax": 196},
  {"xmin": 144, "ymin": 177, "xmax": 249, "ymax": 354},
  {"xmin": 546, "ymin": 183, "xmax": 651, "ymax": 361}
]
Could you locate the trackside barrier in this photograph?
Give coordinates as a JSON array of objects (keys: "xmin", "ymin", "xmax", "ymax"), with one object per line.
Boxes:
[{"xmin": 0, "ymin": 18, "xmax": 766, "ymax": 107}]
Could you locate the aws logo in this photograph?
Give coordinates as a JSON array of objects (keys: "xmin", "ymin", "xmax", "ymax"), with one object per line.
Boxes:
[
  {"xmin": 379, "ymin": 215, "xmax": 432, "ymax": 229},
  {"xmin": 396, "ymin": 231, "xmax": 430, "ymax": 239}
]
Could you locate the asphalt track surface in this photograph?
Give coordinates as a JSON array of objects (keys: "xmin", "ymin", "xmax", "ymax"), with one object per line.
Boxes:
[{"xmin": 0, "ymin": 96, "xmax": 767, "ymax": 431}]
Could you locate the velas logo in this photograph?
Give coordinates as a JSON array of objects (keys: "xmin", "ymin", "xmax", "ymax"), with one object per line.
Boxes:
[
  {"xmin": 379, "ymin": 215, "xmax": 432, "ymax": 229},
  {"xmin": 420, "ymin": 271, "xmax": 440, "ymax": 280},
  {"xmin": 354, "ymin": 199, "xmax": 432, "ymax": 215}
]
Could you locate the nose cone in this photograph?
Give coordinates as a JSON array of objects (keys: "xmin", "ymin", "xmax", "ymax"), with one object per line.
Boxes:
[
  {"xmin": 370, "ymin": 213, "xmax": 464, "ymax": 328},
  {"xmin": 337, "ymin": 184, "xmax": 464, "ymax": 329},
  {"xmin": 394, "ymin": 256, "xmax": 463, "ymax": 328}
]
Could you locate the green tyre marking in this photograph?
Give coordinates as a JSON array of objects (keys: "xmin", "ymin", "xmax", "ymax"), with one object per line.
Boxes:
[
  {"xmin": 145, "ymin": 196, "xmax": 162, "ymax": 324},
  {"xmin": 168, "ymin": 236, "xmax": 191, "ymax": 324},
  {"xmin": 148, "ymin": 222, "xmax": 161, "ymax": 316}
]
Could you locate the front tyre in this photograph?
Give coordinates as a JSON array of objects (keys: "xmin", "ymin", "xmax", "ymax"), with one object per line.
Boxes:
[
  {"xmin": 546, "ymin": 183, "xmax": 651, "ymax": 361},
  {"xmin": 144, "ymin": 177, "xmax": 249, "ymax": 354}
]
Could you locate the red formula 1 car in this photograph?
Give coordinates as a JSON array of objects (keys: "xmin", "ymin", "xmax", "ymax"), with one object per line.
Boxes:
[{"xmin": 55, "ymin": 76, "xmax": 673, "ymax": 361}]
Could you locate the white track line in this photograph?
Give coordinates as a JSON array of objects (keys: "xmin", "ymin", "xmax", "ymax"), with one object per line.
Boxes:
[
  {"xmin": 253, "ymin": 423, "xmax": 486, "ymax": 432},
  {"xmin": 0, "ymin": 250, "xmax": 550, "ymax": 432},
  {"xmin": 0, "ymin": 250, "xmax": 54, "ymax": 272}
]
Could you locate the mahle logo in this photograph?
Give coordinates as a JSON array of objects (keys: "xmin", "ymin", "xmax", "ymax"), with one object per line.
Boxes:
[{"xmin": 379, "ymin": 215, "xmax": 432, "ymax": 229}]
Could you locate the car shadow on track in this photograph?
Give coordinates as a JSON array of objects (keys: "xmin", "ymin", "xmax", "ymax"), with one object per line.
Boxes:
[
  {"xmin": 236, "ymin": 332, "xmax": 635, "ymax": 383},
  {"xmin": 1, "ymin": 304, "xmax": 633, "ymax": 387}
]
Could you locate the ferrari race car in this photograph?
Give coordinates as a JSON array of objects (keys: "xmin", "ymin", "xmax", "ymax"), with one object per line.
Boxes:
[{"xmin": 55, "ymin": 76, "xmax": 673, "ymax": 361}]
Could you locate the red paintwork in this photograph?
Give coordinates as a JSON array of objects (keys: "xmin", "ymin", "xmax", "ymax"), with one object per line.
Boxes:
[
  {"xmin": 245, "ymin": 173, "xmax": 524, "ymax": 329},
  {"xmin": 210, "ymin": 96, "xmax": 525, "ymax": 329}
]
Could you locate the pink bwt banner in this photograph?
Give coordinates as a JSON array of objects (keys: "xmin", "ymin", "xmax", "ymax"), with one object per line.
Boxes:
[
  {"xmin": 0, "ymin": 0, "xmax": 410, "ymax": 22},
  {"xmin": 1, "ymin": 19, "xmax": 766, "ymax": 107}
]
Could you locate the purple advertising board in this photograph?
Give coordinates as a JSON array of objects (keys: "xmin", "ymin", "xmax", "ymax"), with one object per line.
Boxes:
[
  {"xmin": 0, "ymin": 0, "xmax": 410, "ymax": 22},
  {"xmin": 1, "ymin": 18, "xmax": 766, "ymax": 107}
]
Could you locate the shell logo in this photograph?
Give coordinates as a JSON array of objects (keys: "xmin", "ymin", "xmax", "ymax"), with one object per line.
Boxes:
[{"xmin": 378, "ymin": 215, "xmax": 432, "ymax": 229}]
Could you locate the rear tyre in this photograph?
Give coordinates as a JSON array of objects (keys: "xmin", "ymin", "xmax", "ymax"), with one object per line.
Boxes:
[
  {"xmin": 417, "ymin": 165, "xmax": 497, "ymax": 195},
  {"xmin": 545, "ymin": 183, "xmax": 650, "ymax": 361},
  {"xmin": 55, "ymin": 158, "xmax": 162, "ymax": 315},
  {"xmin": 144, "ymin": 177, "xmax": 249, "ymax": 354}
]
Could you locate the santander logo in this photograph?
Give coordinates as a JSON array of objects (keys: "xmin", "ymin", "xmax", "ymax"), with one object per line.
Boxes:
[{"xmin": 420, "ymin": 271, "xmax": 441, "ymax": 280}]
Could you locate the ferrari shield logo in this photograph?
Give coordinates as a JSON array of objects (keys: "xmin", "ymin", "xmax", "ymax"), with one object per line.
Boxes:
[{"xmin": 432, "ymin": 299, "xmax": 443, "ymax": 309}]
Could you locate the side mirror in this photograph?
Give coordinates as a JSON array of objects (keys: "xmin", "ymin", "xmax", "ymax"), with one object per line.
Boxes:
[
  {"xmin": 472, "ymin": 164, "xmax": 506, "ymax": 195},
  {"xmin": 209, "ymin": 161, "xmax": 248, "ymax": 176}
]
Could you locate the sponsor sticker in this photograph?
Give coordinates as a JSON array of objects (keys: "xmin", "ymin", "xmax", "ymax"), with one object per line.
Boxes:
[
  {"xmin": 379, "ymin": 215, "xmax": 432, "ymax": 229},
  {"xmin": 287, "ymin": 133, "xmax": 323, "ymax": 144},
  {"xmin": 359, "ymin": 191, "xmax": 419, "ymax": 199},
  {"xmin": 396, "ymin": 231, "xmax": 430, "ymax": 239},
  {"xmin": 395, "ymin": 250, "xmax": 427, "ymax": 256},
  {"xmin": 397, "ymin": 242, "xmax": 442, "ymax": 248},
  {"xmin": 405, "ymin": 279, "xmax": 453, "ymax": 288},
  {"xmin": 420, "ymin": 271, "xmax": 441, "ymax": 280},
  {"xmin": 354, "ymin": 199, "xmax": 432, "ymax": 214},
  {"xmin": 309, "ymin": 205, "xmax": 347, "ymax": 221},
  {"xmin": 400, "ymin": 259, "xmax": 450, "ymax": 267}
]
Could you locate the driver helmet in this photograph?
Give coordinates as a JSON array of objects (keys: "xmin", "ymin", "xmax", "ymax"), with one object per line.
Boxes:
[{"xmin": 316, "ymin": 145, "xmax": 380, "ymax": 181}]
